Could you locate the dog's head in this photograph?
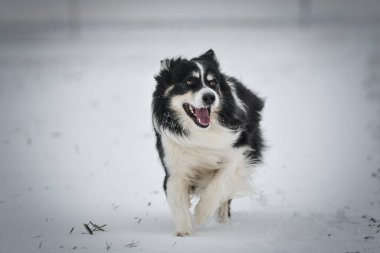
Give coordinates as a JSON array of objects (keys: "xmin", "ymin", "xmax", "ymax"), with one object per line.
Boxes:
[{"xmin": 153, "ymin": 49, "xmax": 223, "ymax": 134}]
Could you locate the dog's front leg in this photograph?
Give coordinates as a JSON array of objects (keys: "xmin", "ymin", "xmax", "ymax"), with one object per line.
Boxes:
[
  {"xmin": 166, "ymin": 176, "xmax": 192, "ymax": 236},
  {"xmin": 195, "ymin": 162, "xmax": 237, "ymax": 224},
  {"xmin": 194, "ymin": 176, "xmax": 225, "ymax": 224}
]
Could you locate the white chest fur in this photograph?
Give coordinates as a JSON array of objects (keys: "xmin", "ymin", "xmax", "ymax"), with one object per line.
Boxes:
[
  {"xmin": 160, "ymin": 121, "xmax": 253, "ymax": 196},
  {"xmin": 161, "ymin": 122, "xmax": 239, "ymax": 171}
]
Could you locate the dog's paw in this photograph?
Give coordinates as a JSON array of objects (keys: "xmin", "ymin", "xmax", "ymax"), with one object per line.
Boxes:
[{"xmin": 176, "ymin": 230, "xmax": 192, "ymax": 237}]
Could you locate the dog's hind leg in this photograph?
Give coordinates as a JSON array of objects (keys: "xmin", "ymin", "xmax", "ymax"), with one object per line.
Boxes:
[
  {"xmin": 166, "ymin": 176, "xmax": 193, "ymax": 236},
  {"xmin": 217, "ymin": 199, "xmax": 232, "ymax": 223}
]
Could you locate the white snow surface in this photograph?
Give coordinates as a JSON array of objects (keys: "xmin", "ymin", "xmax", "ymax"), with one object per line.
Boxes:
[{"xmin": 1, "ymin": 22, "xmax": 380, "ymax": 253}]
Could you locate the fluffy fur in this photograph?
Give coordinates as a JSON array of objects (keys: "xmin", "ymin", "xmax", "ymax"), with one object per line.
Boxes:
[{"xmin": 152, "ymin": 49, "xmax": 264, "ymax": 236}]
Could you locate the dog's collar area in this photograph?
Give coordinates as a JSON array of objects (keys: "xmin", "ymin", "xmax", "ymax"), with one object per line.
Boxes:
[{"xmin": 183, "ymin": 103, "xmax": 211, "ymax": 128}]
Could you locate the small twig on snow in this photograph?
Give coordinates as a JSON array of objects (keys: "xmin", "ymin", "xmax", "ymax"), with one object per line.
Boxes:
[
  {"xmin": 90, "ymin": 221, "xmax": 106, "ymax": 231},
  {"xmin": 106, "ymin": 241, "xmax": 112, "ymax": 251},
  {"xmin": 83, "ymin": 224, "xmax": 93, "ymax": 235},
  {"xmin": 125, "ymin": 241, "xmax": 139, "ymax": 248}
]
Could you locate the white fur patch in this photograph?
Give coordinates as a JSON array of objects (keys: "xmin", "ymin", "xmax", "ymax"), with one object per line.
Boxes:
[
  {"xmin": 227, "ymin": 80, "xmax": 247, "ymax": 114},
  {"xmin": 194, "ymin": 61, "xmax": 206, "ymax": 84},
  {"xmin": 206, "ymin": 73, "xmax": 215, "ymax": 81},
  {"xmin": 192, "ymin": 71, "xmax": 200, "ymax": 78}
]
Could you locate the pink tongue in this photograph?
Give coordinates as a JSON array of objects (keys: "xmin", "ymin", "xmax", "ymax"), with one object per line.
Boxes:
[{"xmin": 195, "ymin": 108, "xmax": 210, "ymax": 125}]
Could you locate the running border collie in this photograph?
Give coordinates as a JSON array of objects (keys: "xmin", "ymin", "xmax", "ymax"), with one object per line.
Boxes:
[{"xmin": 152, "ymin": 49, "xmax": 264, "ymax": 236}]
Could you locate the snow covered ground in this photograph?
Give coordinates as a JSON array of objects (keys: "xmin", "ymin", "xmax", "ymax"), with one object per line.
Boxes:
[{"xmin": 1, "ymin": 3, "xmax": 380, "ymax": 252}]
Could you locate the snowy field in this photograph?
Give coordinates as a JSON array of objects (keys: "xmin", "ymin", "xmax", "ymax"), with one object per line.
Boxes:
[{"xmin": 1, "ymin": 2, "xmax": 380, "ymax": 252}]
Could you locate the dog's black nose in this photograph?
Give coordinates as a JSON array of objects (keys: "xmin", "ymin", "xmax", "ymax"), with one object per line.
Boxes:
[{"xmin": 202, "ymin": 93, "xmax": 216, "ymax": 105}]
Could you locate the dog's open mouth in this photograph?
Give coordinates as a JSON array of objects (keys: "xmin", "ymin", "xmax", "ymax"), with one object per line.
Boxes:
[{"xmin": 183, "ymin": 103, "xmax": 211, "ymax": 128}]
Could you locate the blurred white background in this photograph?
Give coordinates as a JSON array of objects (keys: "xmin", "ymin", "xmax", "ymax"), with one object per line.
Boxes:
[{"xmin": 0, "ymin": 0, "xmax": 380, "ymax": 252}]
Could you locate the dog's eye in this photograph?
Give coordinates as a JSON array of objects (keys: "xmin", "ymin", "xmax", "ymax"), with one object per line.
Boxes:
[
  {"xmin": 186, "ymin": 77, "xmax": 195, "ymax": 85},
  {"xmin": 209, "ymin": 79, "xmax": 217, "ymax": 86}
]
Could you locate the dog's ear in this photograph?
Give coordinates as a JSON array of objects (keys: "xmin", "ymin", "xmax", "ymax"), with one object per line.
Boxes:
[
  {"xmin": 160, "ymin": 58, "xmax": 171, "ymax": 71},
  {"xmin": 197, "ymin": 49, "xmax": 219, "ymax": 68},
  {"xmin": 155, "ymin": 57, "xmax": 181, "ymax": 87},
  {"xmin": 156, "ymin": 59, "xmax": 172, "ymax": 87},
  {"xmin": 198, "ymin": 49, "xmax": 217, "ymax": 62}
]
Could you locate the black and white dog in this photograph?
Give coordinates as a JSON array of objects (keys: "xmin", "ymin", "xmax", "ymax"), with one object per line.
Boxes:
[{"xmin": 152, "ymin": 49, "xmax": 264, "ymax": 236}]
